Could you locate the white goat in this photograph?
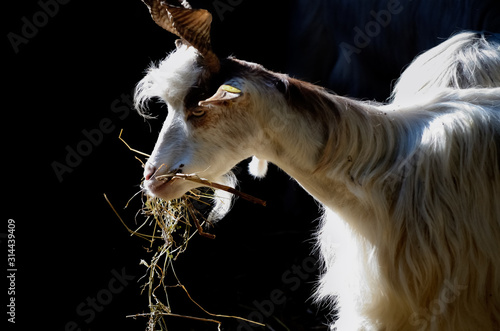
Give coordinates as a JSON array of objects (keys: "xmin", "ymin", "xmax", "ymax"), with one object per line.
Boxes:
[{"xmin": 135, "ymin": 2, "xmax": 500, "ymax": 330}]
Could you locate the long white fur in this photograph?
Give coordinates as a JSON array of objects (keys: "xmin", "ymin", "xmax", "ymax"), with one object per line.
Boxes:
[
  {"xmin": 317, "ymin": 32, "xmax": 500, "ymax": 330},
  {"xmin": 390, "ymin": 31, "xmax": 500, "ymax": 104},
  {"xmin": 314, "ymin": 89, "xmax": 500, "ymax": 330},
  {"xmin": 135, "ymin": 33, "xmax": 500, "ymax": 330}
]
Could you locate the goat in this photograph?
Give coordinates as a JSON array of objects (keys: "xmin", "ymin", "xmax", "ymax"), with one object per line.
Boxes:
[{"xmin": 134, "ymin": 1, "xmax": 500, "ymax": 329}]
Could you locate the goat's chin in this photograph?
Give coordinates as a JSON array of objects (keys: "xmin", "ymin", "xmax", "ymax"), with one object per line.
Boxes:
[{"xmin": 142, "ymin": 178, "xmax": 198, "ymax": 201}]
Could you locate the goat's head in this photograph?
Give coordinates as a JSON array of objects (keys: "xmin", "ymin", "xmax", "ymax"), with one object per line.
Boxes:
[{"xmin": 135, "ymin": 0, "xmax": 276, "ymax": 201}]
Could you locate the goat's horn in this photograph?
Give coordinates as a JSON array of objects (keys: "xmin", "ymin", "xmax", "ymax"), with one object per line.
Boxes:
[{"xmin": 142, "ymin": 0, "xmax": 220, "ymax": 73}]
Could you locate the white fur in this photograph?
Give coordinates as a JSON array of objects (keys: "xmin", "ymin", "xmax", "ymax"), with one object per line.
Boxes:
[
  {"xmin": 135, "ymin": 44, "xmax": 202, "ymax": 116},
  {"xmin": 314, "ymin": 89, "xmax": 500, "ymax": 330},
  {"xmin": 135, "ymin": 33, "xmax": 500, "ymax": 330},
  {"xmin": 390, "ymin": 31, "xmax": 500, "ymax": 104},
  {"xmin": 248, "ymin": 156, "xmax": 268, "ymax": 178}
]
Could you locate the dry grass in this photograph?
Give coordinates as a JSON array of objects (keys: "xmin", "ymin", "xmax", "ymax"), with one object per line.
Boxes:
[{"xmin": 104, "ymin": 130, "xmax": 266, "ymax": 330}]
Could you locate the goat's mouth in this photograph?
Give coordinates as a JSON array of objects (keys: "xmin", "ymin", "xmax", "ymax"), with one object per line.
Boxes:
[
  {"xmin": 142, "ymin": 174, "xmax": 177, "ymax": 197},
  {"xmin": 155, "ymin": 174, "xmax": 178, "ymax": 187},
  {"xmin": 142, "ymin": 172, "xmax": 198, "ymax": 201}
]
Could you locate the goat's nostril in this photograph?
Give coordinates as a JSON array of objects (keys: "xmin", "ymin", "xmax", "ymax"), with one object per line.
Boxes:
[{"xmin": 144, "ymin": 163, "xmax": 157, "ymax": 181}]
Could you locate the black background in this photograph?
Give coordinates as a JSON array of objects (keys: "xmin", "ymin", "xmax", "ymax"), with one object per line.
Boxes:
[
  {"xmin": 4, "ymin": 0, "xmax": 500, "ymax": 330},
  {"xmin": 5, "ymin": 1, "xmax": 324, "ymax": 330}
]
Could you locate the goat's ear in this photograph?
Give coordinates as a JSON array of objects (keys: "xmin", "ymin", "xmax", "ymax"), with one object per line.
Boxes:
[{"xmin": 198, "ymin": 84, "xmax": 242, "ymax": 107}]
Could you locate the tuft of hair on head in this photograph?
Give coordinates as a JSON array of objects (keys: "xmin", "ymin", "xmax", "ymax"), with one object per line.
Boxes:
[
  {"xmin": 134, "ymin": 43, "xmax": 202, "ymax": 117},
  {"xmin": 248, "ymin": 156, "xmax": 269, "ymax": 178}
]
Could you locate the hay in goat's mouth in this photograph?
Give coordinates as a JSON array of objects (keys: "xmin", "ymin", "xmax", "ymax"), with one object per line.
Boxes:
[
  {"xmin": 157, "ymin": 172, "xmax": 266, "ymax": 208},
  {"xmin": 104, "ymin": 130, "xmax": 266, "ymax": 330}
]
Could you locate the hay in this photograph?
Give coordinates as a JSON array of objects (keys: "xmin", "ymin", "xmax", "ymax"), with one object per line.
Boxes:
[{"xmin": 104, "ymin": 130, "xmax": 266, "ymax": 330}]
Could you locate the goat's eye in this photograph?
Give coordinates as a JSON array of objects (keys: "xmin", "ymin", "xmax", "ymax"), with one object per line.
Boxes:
[{"xmin": 190, "ymin": 109, "xmax": 205, "ymax": 117}]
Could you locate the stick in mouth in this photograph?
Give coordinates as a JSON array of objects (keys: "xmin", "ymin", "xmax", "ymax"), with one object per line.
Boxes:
[{"xmin": 156, "ymin": 172, "xmax": 267, "ymax": 207}]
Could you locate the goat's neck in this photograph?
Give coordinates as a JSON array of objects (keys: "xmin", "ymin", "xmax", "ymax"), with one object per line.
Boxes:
[{"xmin": 254, "ymin": 87, "xmax": 389, "ymax": 232}]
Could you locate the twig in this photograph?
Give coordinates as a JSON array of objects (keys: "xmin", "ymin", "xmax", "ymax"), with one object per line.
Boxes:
[
  {"xmin": 104, "ymin": 193, "xmax": 156, "ymax": 241},
  {"xmin": 172, "ymin": 284, "xmax": 266, "ymax": 327},
  {"xmin": 119, "ymin": 128, "xmax": 151, "ymax": 158},
  {"xmin": 127, "ymin": 312, "xmax": 222, "ymax": 328},
  {"xmin": 186, "ymin": 199, "xmax": 216, "ymax": 239},
  {"xmin": 158, "ymin": 173, "xmax": 267, "ymax": 207},
  {"xmin": 192, "ymin": 212, "xmax": 216, "ymax": 239}
]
